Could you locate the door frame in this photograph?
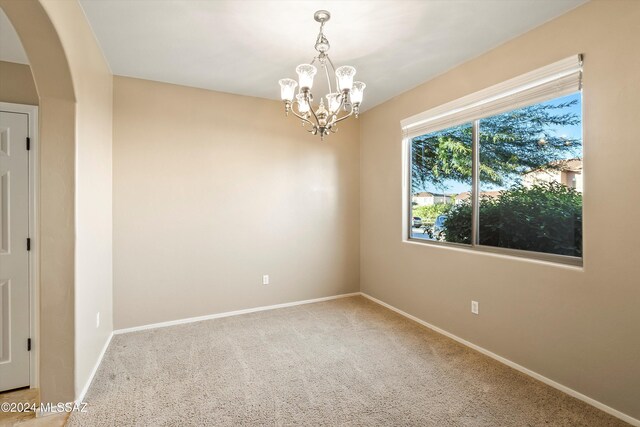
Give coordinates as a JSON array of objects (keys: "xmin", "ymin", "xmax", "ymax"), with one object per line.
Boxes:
[{"xmin": 0, "ymin": 102, "xmax": 39, "ymax": 389}]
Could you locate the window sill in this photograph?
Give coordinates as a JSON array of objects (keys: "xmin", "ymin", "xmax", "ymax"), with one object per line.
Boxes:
[{"xmin": 404, "ymin": 237, "xmax": 583, "ymax": 269}]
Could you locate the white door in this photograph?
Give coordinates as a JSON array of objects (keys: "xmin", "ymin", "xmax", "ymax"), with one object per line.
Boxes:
[{"xmin": 0, "ymin": 111, "xmax": 30, "ymax": 391}]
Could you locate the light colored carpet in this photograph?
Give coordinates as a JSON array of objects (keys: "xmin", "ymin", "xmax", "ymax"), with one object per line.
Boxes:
[{"xmin": 68, "ymin": 296, "xmax": 628, "ymax": 426}]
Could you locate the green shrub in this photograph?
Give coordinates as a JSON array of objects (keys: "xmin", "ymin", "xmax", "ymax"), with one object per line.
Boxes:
[{"xmin": 445, "ymin": 182, "xmax": 582, "ymax": 257}]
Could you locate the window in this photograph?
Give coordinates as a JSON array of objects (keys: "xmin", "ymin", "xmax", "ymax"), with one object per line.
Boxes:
[
  {"xmin": 404, "ymin": 56, "xmax": 583, "ymax": 264},
  {"xmin": 410, "ymin": 123, "xmax": 472, "ymax": 243}
]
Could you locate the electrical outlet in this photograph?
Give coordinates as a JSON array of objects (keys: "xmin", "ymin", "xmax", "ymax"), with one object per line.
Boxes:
[
  {"xmin": 96, "ymin": 312, "xmax": 100, "ymax": 328},
  {"xmin": 262, "ymin": 275, "xmax": 269, "ymax": 285},
  {"xmin": 471, "ymin": 301, "xmax": 479, "ymax": 315}
]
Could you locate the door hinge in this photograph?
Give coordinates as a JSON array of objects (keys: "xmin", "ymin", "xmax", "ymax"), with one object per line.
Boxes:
[
  {"xmin": 27, "ymin": 238, "xmax": 31, "ymax": 251},
  {"xmin": 27, "ymin": 338, "xmax": 31, "ymax": 351},
  {"xmin": 26, "ymin": 137, "xmax": 31, "ymax": 151}
]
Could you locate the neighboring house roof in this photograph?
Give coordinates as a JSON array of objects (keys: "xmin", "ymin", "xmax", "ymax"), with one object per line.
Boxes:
[
  {"xmin": 524, "ymin": 158, "xmax": 582, "ymax": 175},
  {"xmin": 559, "ymin": 158, "xmax": 582, "ymax": 172},
  {"xmin": 481, "ymin": 191, "xmax": 502, "ymax": 199},
  {"xmin": 456, "ymin": 191, "xmax": 501, "ymax": 200},
  {"xmin": 414, "ymin": 192, "xmax": 452, "ymax": 198}
]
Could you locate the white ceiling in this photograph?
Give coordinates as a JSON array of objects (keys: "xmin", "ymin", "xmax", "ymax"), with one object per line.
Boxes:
[{"xmin": 2, "ymin": 1, "xmax": 587, "ymax": 109}]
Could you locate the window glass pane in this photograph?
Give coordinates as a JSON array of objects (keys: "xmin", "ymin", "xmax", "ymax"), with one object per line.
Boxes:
[
  {"xmin": 410, "ymin": 123, "xmax": 472, "ymax": 244},
  {"xmin": 478, "ymin": 92, "xmax": 582, "ymax": 257}
]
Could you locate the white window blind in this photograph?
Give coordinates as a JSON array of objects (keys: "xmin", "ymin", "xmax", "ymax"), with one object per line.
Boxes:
[{"xmin": 401, "ymin": 55, "xmax": 582, "ymax": 139}]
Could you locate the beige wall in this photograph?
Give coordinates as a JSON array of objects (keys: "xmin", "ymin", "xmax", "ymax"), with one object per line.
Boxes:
[
  {"xmin": 360, "ymin": 0, "xmax": 640, "ymax": 420},
  {"xmin": 39, "ymin": 0, "xmax": 114, "ymax": 399},
  {"xmin": 0, "ymin": 60, "xmax": 38, "ymax": 105},
  {"xmin": 112, "ymin": 76, "xmax": 359, "ymax": 329}
]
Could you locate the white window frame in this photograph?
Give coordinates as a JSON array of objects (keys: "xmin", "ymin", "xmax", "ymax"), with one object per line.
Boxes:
[{"xmin": 401, "ymin": 56, "xmax": 583, "ymax": 266}]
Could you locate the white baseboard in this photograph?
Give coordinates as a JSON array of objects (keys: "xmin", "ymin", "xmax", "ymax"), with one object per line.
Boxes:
[
  {"xmin": 113, "ymin": 292, "xmax": 361, "ymax": 335},
  {"xmin": 360, "ymin": 292, "xmax": 639, "ymax": 427},
  {"xmin": 36, "ymin": 332, "xmax": 113, "ymax": 418},
  {"xmin": 76, "ymin": 332, "xmax": 113, "ymax": 404}
]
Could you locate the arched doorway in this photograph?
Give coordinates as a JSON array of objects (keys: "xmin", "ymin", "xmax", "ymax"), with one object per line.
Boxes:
[{"xmin": 0, "ymin": 0, "xmax": 76, "ymax": 404}]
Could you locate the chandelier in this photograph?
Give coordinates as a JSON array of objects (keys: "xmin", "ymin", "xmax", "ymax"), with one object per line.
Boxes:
[{"xmin": 278, "ymin": 10, "xmax": 366, "ymax": 140}]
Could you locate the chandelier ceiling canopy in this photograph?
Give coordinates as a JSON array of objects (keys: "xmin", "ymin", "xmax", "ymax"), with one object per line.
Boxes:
[{"xmin": 278, "ymin": 10, "xmax": 365, "ymax": 141}]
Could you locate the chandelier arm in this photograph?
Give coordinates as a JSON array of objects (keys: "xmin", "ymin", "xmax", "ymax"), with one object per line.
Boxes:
[
  {"xmin": 327, "ymin": 92, "xmax": 347, "ymax": 127},
  {"xmin": 325, "ymin": 54, "xmax": 337, "ymax": 74},
  {"xmin": 290, "ymin": 109, "xmax": 317, "ymax": 128},
  {"xmin": 307, "ymin": 99, "xmax": 321, "ymax": 126},
  {"xmin": 332, "ymin": 107, "xmax": 355, "ymax": 125},
  {"xmin": 325, "ymin": 55, "xmax": 339, "ymax": 90},
  {"xmin": 323, "ymin": 61, "xmax": 333, "ymax": 94}
]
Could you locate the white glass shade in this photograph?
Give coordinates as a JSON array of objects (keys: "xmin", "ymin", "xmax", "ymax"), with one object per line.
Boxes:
[
  {"xmin": 351, "ymin": 81, "xmax": 366, "ymax": 105},
  {"xmin": 296, "ymin": 64, "xmax": 317, "ymax": 89},
  {"xmin": 335, "ymin": 66, "xmax": 356, "ymax": 92},
  {"xmin": 326, "ymin": 93, "xmax": 341, "ymax": 113},
  {"xmin": 278, "ymin": 78, "xmax": 298, "ymax": 101},
  {"xmin": 296, "ymin": 93, "xmax": 310, "ymax": 113}
]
